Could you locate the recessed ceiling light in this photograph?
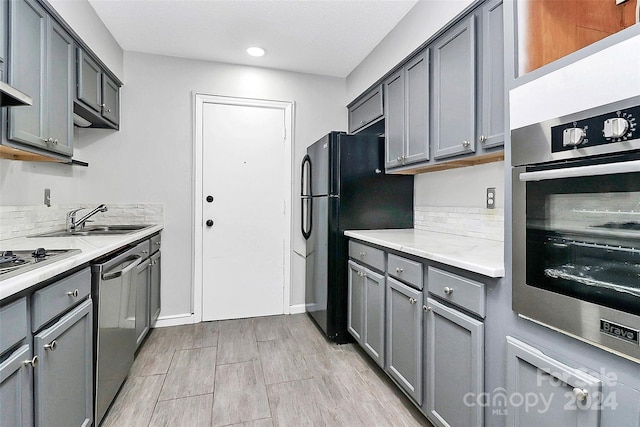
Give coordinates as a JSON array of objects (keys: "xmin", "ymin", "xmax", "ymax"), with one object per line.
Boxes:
[{"xmin": 246, "ymin": 47, "xmax": 265, "ymax": 57}]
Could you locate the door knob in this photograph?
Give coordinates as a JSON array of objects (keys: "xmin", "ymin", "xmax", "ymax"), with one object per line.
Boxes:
[
  {"xmin": 206, "ymin": 220, "xmax": 214, "ymax": 227},
  {"xmin": 206, "ymin": 195, "xmax": 214, "ymax": 203}
]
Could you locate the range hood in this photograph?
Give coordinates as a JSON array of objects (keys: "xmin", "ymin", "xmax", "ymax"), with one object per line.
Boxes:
[{"xmin": 0, "ymin": 80, "xmax": 32, "ymax": 107}]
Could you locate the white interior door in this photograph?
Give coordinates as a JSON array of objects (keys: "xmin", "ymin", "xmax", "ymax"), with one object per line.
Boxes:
[{"xmin": 201, "ymin": 102, "xmax": 286, "ymax": 321}]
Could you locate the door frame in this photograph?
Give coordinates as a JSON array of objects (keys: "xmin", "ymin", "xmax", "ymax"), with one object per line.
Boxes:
[{"xmin": 192, "ymin": 93, "xmax": 294, "ymax": 322}]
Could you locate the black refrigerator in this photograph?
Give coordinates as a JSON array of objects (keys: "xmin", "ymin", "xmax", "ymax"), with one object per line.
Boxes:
[{"xmin": 301, "ymin": 131, "xmax": 414, "ymax": 343}]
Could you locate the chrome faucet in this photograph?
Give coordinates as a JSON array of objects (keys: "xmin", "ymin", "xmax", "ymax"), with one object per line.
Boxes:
[{"xmin": 66, "ymin": 204, "xmax": 108, "ymax": 232}]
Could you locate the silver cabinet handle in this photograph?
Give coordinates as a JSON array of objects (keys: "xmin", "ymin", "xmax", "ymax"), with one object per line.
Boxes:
[
  {"xmin": 409, "ymin": 297, "xmax": 417, "ymax": 304},
  {"xmin": 155, "ymin": 242, "xmax": 161, "ymax": 246},
  {"xmin": 52, "ymin": 139, "xmax": 58, "ymax": 145},
  {"xmin": 66, "ymin": 289, "xmax": 79, "ymax": 298},
  {"xmin": 359, "ymin": 252, "xmax": 366, "ymax": 257},
  {"xmin": 462, "ymin": 140, "xmax": 470, "ymax": 148},
  {"xmin": 395, "ymin": 267, "xmax": 403, "ymax": 274},
  {"xmin": 360, "ymin": 120, "xmax": 365, "ymax": 124},
  {"xmin": 101, "ymin": 104, "xmax": 106, "ymax": 107},
  {"xmin": 107, "ymin": 108, "xmax": 112, "ymax": 113},
  {"xmin": 573, "ymin": 388, "xmax": 588, "ymax": 402},
  {"xmin": 142, "ymin": 250, "xmax": 149, "ymax": 254},
  {"xmin": 444, "ymin": 287, "xmax": 454, "ymax": 295},
  {"xmin": 396, "ymin": 156, "xmax": 402, "ymax": 161},
  {"xmin": 44, "ymin": 340, "xmax": 57, "ymax": 351},
  {"xmin": 422, "ymin": 305, "xmax": 431, "ymax": 312},
  {"xmin": 479, "ymin": 135, "xmax": 487, "ymax": 143},
  {"xmin": 23, "ymin": 355, "xmax": 38, "ymax": 367}
]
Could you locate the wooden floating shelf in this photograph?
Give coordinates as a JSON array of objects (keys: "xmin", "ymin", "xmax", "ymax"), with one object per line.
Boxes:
[
  {"xmin": 389, "ymin": 151, "xmax": 504, "ymax": 175},
  {"xmin": 0, "ymin": 145, "xmax": 66, "ymax": 163}
]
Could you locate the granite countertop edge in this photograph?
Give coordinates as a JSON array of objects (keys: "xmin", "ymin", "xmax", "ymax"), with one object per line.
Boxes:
[
  {"xmin": 0, "ymin": 224, "xmax": 164, "ymax": 301},
  {"xmin": 344, "ymin": 228, "xmax": 505, "ymax": 278}
]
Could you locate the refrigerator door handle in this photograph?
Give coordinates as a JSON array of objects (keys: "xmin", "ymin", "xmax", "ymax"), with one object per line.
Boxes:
[{"xmin": 301, "ymin": 154, "xmax": 312, "ymax": 240}]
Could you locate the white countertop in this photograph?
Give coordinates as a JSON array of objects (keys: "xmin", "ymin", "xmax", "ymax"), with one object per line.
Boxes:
[
  {"xmin": 0, "ymin": 224, "xmax": 163, "ymax": 300},
  {"xmin": 344, "ymin": 229, "xmax": 505, "ymax": 278}
]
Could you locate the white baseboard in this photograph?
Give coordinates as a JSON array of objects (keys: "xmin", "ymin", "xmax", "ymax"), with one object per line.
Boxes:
[
  {"xmin": 153, "ymin": 313, "xmax": 195, "ymax": 328},
  {"xmin": 288, "ymin": 304, "xmax": 306, "ymax": 315}
]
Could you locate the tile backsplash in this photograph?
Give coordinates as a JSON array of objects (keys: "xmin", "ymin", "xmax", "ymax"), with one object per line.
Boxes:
[
  {"xmin": 0, "ymin": 204, "xmax": 163, "ymax": 241},
  {"xmin": 414, "ymin": 206, "xmax": 504, "ymax": 242}
]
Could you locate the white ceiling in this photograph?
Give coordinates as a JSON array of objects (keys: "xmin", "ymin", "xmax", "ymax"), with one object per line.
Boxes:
[{"xmin": 88, "ymin": 0, "xmax": 418, "ymax": 78}]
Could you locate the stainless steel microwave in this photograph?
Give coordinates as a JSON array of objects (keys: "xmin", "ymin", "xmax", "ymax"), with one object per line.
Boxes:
[{"xmin": 512, "ymin": 95, "xmax": 640, "ymax": 363}]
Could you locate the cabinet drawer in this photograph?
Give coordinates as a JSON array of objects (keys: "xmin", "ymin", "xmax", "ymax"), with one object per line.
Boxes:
[
  {"xmin": 31, "ymin": 268, "xmax": 91, "ymax": 332},
  {"xmin": 427, "ymin": 266, "xmax": 485, "ymax": 318},
  {"xmin": 0, "ymin": 298, "xmax": 28, "ymax": 355},
  {"xmin": 150, "ymin": 233, "xmax": 161, "ymax": 254},
  {"xmin": 348, "ymin": 85, "xmax": 383, "ymax": 133},
  {"xmin": 349, "ymin": 241, "xmax": 385, "ymax": 272},
  {"xmin": 388, "ymin": 254, "xmax": 423, "ymax": 290}
]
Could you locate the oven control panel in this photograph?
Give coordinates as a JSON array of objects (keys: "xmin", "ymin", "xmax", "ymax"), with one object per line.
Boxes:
[{"xmin": 551, "ymin": 104, "xmax": 639, "ymax": 153}]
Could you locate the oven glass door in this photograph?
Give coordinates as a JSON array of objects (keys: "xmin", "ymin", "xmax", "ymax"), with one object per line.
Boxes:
[{"xmin": 524, "ymin": 162, "xmax": 640, "ymax": 315}]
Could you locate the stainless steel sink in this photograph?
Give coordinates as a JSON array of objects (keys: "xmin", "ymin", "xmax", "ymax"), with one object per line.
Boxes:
[{"xmin": 30, "ymin": 224, "xmax": 153, "ymax": 237}]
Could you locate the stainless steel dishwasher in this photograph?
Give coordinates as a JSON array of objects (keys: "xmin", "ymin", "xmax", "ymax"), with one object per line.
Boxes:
[{"xmin": 91, "ymin": 240, "xmax": 147, "ymax": 425}]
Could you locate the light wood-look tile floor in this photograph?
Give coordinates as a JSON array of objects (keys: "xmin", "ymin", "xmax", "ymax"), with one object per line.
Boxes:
[{"xmin": 102, "ymin": 314, "xmax": 432, "ymax": 427}]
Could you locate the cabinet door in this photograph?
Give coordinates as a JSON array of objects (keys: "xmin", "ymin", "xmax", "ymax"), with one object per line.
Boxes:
[
  {"xmin": 362, "ymin": 266, "xmax": 385, "ymax": 368},
  {"xmin": 135, "ymin": 260, "xmax": 150, "ymax": 348},
  {"xmin": 0, "ymin": 344, "xmax": 34, "ymax": 427},
  {"xmin": 0, "ymin": 0, "xmax": 6, "ymax": 80},
  {"xmin": 424, "ymin": 298, "xmax": 483, "ymax": 427},
  {"xmin": 76, "ymin": 49, "xmax": 101, "ymax": 113},
  {"xmin": 347, "ymin": 260, "xmax": 364, "ymax": 342},
  {"xmin": 348, "ymin": 85, "xmax": 383, "ymax": 133},
  {"xmin": 506, "ymin": 336, "xmax": 602, "ymax": 427},
  {"xmin": 101, "ymin": 74, "xmax": 119, "ymax": 125},
  {"xmin": 149, "ymin": 251, "xmax": 161, "ymax": 327},
  {"xmin": 384, "ymin": 69, "xmax": 405, "ymax": 169},
  {"xmin": 386, "ymin": 277, "xmax": 422, "ymax": 404},
  {"xmin": 46, "ymin": 21, "xmax": 73, "ymax": 156},
  {"xmin": 8, "ymin": 0, "xmax": 47, "ymax": 148},
  {"xmin": 404, "ymin": 50, "xmax": 429, "ymax": 165},
  {"xmin": 433, "ymin": 16, "xmax": 476, "ymax": 159},
  {"xmin": 479, "ymin": 0, "xmax": 505, "ymax": 149},
  {"xmin": 34, "ymin": 299, "xmax": 93, "ymax": 427}
]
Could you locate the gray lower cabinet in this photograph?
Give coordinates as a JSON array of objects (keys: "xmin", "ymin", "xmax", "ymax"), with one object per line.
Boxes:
[
  {"xmin": 478, "ymin": 0, "xmax": 504, "ymax": 149},
  {"xmin": 8, "ymin": 0, "xmax": 73, "ymax": 158},
  {"xmin": 386, "ymin": 276, "xmax": 423, "ymax": 404},
  {"xmin": 0, "ymin": 344, "xmax": 34, "ymax": 427},
  {"xmin": 384, "ymin": 49, "xmax": 429, "ymax": 170},
  {"xmin": 348, "ymin": 260, "xmax": 385, "ymax": 368},
  {"xmin": 506, "ymin": 336, "xmax": 602, "ymax": 427},
  {"xmin": 149, "ymin": 250, "xmax": 161, "ymax": 327},
  {"xmin": 424, "ymin": 297, "xmax": 484, "ymax": 427},
  {"xmin": 432, "ymin": 15, "xmax": 476, "ymax": 160},
  {"xmin": 34, "ymin": 299, "xmax": 93, "ymax": 427},
  {"xmin": 135, "ymin": 259, "xmax": 151, "ymax": 348}
]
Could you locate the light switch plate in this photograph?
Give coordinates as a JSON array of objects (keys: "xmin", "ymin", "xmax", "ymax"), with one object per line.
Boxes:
[{"xmin": 486, "ymin": 187, "xmax": 496, "ymax": 209}]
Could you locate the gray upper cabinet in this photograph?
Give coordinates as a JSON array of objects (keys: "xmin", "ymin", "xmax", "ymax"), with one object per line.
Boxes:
[
  {"xmin": 384, "ymin": 70, "xmax": 404, "ymax": 169},
  {"xmin": 432, "ymin": 16, "xmax": 476, "ymax": 160},
  {"xmin": 77, "ymin": 49, "xmax": 101, "ymax": 113},
  {"xmin": 506, "ymin": 337, "xmax": 602, "ymax": 427},
  {"xmin": 386, "ymin": 276, "xmax": 423, "ymax": 404},
  {"xmin": 384, "ymin": 49, "xmax": 429, "ymax": 170},
  {"xmin": 0, "ymin": 344, "xmax": 34, "ymax": 427},
  {"xmin": 348, "ymin": 85, "xmax": 383, "ymax": 134},
  {"xmin": 424, "ymin": 297, "xmax": 484, "ymax": 427},
  {"xmin": 478, "ymin": 0, "xmax": 505, "ymax": 149},
  {"xmin": 34, "ymin": 299, "xmax": 93, "ymax": 427},
  {"xmin": 76, "ymin": 48, "xmax": 120, "ymax": 128},
  {"xmin": 8, "ymin": 0, "xmax": 73, "ymax": 157}
]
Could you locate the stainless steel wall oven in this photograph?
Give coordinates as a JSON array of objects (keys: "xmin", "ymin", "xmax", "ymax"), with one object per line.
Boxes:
[{"xmin": 512, "ymin": 95, "xmax": 640, "ymax": 362}]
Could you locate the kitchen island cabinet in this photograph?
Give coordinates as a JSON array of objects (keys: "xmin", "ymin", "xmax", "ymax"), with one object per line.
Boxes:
[{"xmin": 8, "ymin": 0, "xmax": 74, "ymax": 159}]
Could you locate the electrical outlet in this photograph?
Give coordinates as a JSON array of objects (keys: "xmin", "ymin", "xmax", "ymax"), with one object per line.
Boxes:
[{"xmin": 486, "ymin": 187, "xmax": 496, "ymax": 209}]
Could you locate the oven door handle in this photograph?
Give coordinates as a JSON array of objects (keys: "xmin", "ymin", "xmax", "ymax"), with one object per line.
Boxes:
[{"xmin": 519, "ymin": 159, "xmax": 640, "ymax": 182}]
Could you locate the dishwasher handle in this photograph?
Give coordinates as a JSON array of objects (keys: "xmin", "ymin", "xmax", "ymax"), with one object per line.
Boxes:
[{"xmin": 102, "ymin": 255, "xmax": 143, "ymax": 281}]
